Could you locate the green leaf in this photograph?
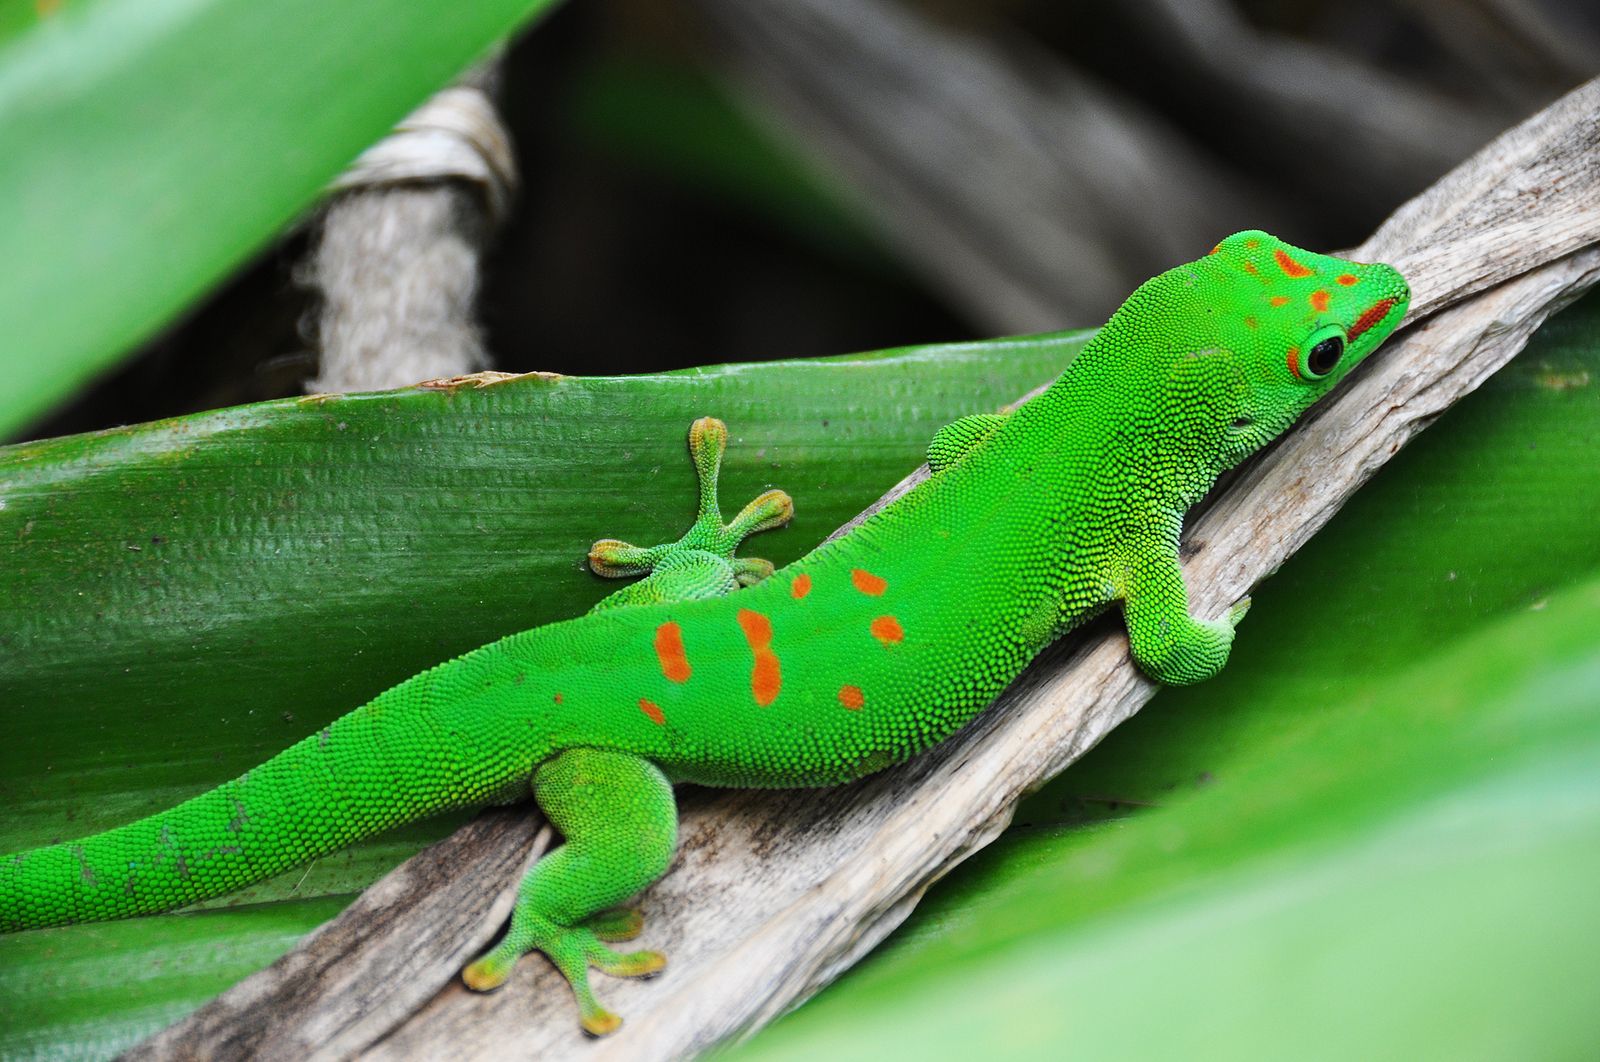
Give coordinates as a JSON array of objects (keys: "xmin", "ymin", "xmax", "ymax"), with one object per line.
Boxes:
[
  {"xmin": 0, "ymin": 333, "xmax": 1081, "ymax": 1057},
  {"xmin": 740, "ymin": 291, "xmax": 1600, "ymax": 1058},
  {"xmin": 0, "ymin": 0, "xmax": 558, "ymax": 440}
]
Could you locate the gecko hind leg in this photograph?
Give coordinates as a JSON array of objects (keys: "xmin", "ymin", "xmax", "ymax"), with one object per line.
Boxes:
[
  {"xmin": 588, "ymin": 416, "xmax": 793, "ymax": 611},
  {"xmin": 581, "ymin": 906, "xmax": 645, "ymax": 942},
  {"xmin": 461, "ymin": 748, "xmax": 677, "ymax": 1038}
]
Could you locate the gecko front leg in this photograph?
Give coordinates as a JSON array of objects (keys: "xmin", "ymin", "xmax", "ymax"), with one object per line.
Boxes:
[
  {"xmin": 1118, "ymin": 523, "xmax": 1251, "ymax": 686},
  {"xmin": 587, "ymin": 416, "xmax": 794, "ymax": 611}
]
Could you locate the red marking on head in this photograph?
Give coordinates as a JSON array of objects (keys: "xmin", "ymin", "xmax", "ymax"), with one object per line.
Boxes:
[
  {"xmin": 1286, "ymin": 347, "xmax": 1303, "ymax": 379},
  {"xmin": 1269, "ymin": 295, "xmax": 1290, "ymax": 308},
  {"xmin": 870, "ymin": 616, "xmax": 904, "ymax": 645},
  {"xmin": 653, "ymin": 621, "xmax": 691, "ymax": 684},
  {"xmin": 736, "ymin": 608, "xmax": 782, "ymax": 706},
  {"xmin": 639, "ymin": 698, "xmax": 665, "ymax": 726},
  {"xmin": 1310, "ymin": 290, "xmax": 1330, "ymax": 312},
  {"xmin": 791, "ymin": 573, "xmax": 812, "ymax": 599},
  {"xmin": 1243, "ymin": 261, "xmax": 1261, "ymax": 277},
  {"xmin": 851, "ymin": 568, "xmax": 888, "ymax": 596},
  {"xmin": 1274, "ymin": 249, "xmax": 1314, "ymax": 278},
  {"xmin": 1245, "ymin": 238, "xmax": 1261, "ymax": 249},
  {"xmin": 1244, "ymin": 316, "xmax": 1259, "ymax": 330},
  {"xmin": 1348, "ymin": 298, "xmax": 1397, "ymax": 341},
  {"xmin": 838, "ymin": 685, "xmax": 865, "ymax": 711},
  {"xmin": 1336, "ymin": 273, "xmax": 1358, "ymax": 286}
]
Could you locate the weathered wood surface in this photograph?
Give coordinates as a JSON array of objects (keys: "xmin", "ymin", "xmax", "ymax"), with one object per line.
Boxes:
[
  {"xmin": 129, "ymin": 76, "xmax": 1600, "ymax": 1062},
  {"xmin": 306, "ymin": 68, "xmax": 514, "ymax": 395}
]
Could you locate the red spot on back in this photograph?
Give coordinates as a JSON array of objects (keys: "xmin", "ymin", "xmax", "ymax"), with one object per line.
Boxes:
[
  {"xmin": 1274, "ymin": 248, "xmax": 1314, "ymax": 278},
  {"xmin": 639, "ymin": 698, "xmax": 665, "ymax": 725},
  {"xmin": 1348, "ymin": 298, "xmax": 1398, "ymax": 341},
  {"xmin": 1310, "ymin": 290, "xmax": 1331, "ymax": 312},
  {"xmin": 1269, "ymin": 295, "xmax": 1290, "ymax": 308},
  {"xmin": 554, "ymin": 693, "xmax": 563, "ymax": 704},
  {"xmin": 791, "ymin": 573, "xmax": 812, "ymax": 599},
  {"xmin": 1244, "ymin": 316, "xmax": 1259, "ymax": 330},
  {"xmin": 1245, "ymin": 238, "xmax": 1261, "ymax": 249},
  {"xmin": 736, "ymin": 608, "xmax": 782, "ymax": 706},
  {"xmin": 653, "ymin": 621, "xmax": 691, "ymax": 683},
  {"xmin": 870, "ymin": 616, "xmax": 904, "ymax": 645},
  {"xmin": 1243, "ymin": 261, "xmax": 1261, "ymax": 277},
  {"xmin": 851, "ymin": 569, "xmax": 888, "ymax": 596},
  {"xmin": 838, "ymin": 685, "xmax": 865, "ymax": 710},
  {"xmin": 1209, "ymin": 243, "xmax": 1222, "ymax": 255},
  {"xmin": 1336, "ymin": 273, "xmax": 1359, "ymax": 286},
  {"xmin": 1286, "ymin": 346, "xmax": 1303, "ymax": 379}
]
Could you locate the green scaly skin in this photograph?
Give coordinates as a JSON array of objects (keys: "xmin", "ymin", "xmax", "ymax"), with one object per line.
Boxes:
[{"xmin": 2, "ymin": 231, "xmax": 1410, "ymax": 1036}]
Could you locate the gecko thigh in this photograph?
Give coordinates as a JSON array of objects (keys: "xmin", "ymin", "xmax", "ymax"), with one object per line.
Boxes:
[{"xmin": 523, "ymin": 748, "xmax": 679, "ymax": 924}]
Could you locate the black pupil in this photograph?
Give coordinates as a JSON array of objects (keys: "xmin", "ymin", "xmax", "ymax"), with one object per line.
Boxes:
[{"xmin": 1308, "ymin": 337, "xmax": 1344, "ymax": 376}]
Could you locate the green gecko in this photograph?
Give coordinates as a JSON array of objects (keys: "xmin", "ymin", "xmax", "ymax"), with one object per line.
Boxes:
[{"xmin": 2, "ymin": 231, "xmax": 1409, "ymax": 1037}]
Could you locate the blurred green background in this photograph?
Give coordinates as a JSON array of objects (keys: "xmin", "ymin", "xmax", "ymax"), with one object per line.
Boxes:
[{"xmin": 1, "ymin": 0, "xmax": 1598, "ymax": 1058}]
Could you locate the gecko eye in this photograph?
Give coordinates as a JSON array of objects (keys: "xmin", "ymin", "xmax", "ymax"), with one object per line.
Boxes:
[
  {"xmin": 1307, "ymin": 336, "xmax": 1344, "ymax": 376},
  {"xmin": 1291, "ymin": 326, "xmax": 1348, "ymax": 381}
]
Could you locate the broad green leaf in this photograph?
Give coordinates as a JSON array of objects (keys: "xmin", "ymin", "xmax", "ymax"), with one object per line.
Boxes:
[
  {"xmin": 0, "ymin": 333, "xmax": 1082, "ymax": 1057},
  {"xmin": 742, "ymin": 291, "xmax": 1600, "ymax": 1058},
  {"xmin": 0, "ymin": 0, "xmax": 558, "ymax": 440}
]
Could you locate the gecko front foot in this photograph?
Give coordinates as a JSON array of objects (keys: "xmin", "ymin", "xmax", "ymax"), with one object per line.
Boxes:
[{"xmin": 588, "ymin": 417, "xmax": 794, "ymax": 610}]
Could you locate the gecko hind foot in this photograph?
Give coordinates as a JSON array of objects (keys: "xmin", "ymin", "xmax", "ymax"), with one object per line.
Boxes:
[
  {"xmin": 588, "ymin": 417, "xmax": 794, "ymax": 609},
  {"xmin": 582, "ymin": 906, "xmax": 645, "ymax": 942},
  {"xmin": 463, "ymin": 922, "xmax": 667, "ymax": 1037}
]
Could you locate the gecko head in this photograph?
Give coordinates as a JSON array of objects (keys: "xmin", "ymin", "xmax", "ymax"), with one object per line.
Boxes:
[{"xmin": 1179, "ymin": 230, "xmax": 1411, "ymax": 460}]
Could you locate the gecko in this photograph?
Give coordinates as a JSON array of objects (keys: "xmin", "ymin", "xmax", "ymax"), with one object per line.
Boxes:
[{"xmin": 2, "ymin": 231, "xmax": 1410, "ymax": 1036}]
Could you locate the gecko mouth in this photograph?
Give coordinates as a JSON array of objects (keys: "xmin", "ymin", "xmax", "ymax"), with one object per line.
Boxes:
[{"xmin": 1348, "ymin": 298, "xmax": 1398, "ymax": 342}]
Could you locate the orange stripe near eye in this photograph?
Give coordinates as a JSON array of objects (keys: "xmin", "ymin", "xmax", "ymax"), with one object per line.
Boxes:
[
  {"xmin": 639, "ymin": 698, "xmax": 665, "ymax": 725},
  {"xmin": 870, "ymin": 616, "xmax": 904, "ymax": 644},
  {"xmin": 1336, "ymin": 273, "xmax": 1358, "ymax": 286},
  {"xmin": 791, "ymin": 573, "xmax": 812, "ymax": 599},
  {"xmin": 653, "ymin": 621, "xmax": 691, "ymax": 683},
  {"xmin": 1310, "ymin": 290, "xmax": 1330, "ymax": 312},
  {"xmin": 1274, "ymin": 249, "xmax": 1314, "ymax": 278},
  {"xmin": 1286, "ymin": 347, "xmax": 1303, "ymax": 379},
  {"xmin": 1348, "ymin": 298, "xmax": 1397, "ymax": 341},
  {"xmin": 736, "ymin": 608, "xmax": 782, "ymax": 706},
  {"xmin": 838, "ymin": 685, "xmax": 865, "ymax": 710}
]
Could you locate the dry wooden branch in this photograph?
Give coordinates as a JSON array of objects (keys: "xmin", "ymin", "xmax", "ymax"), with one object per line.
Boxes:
[
  {"xmin": 304, "ymin": 68, "xmax": 515, "ymax": 394},
  {"xmin": 131, "ymin": 77, "xmax": 1600, "ymax": 1062}
]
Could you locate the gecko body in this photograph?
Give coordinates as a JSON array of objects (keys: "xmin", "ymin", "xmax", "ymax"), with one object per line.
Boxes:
[{"xmin": 3, "ymin": 232, "xmax": 1410, "ymax": 1035}]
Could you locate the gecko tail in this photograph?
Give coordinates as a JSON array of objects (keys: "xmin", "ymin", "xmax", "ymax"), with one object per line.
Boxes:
[{"xmin": 0, "ymin": 697, "xmax": 470, "ymax": 932}]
